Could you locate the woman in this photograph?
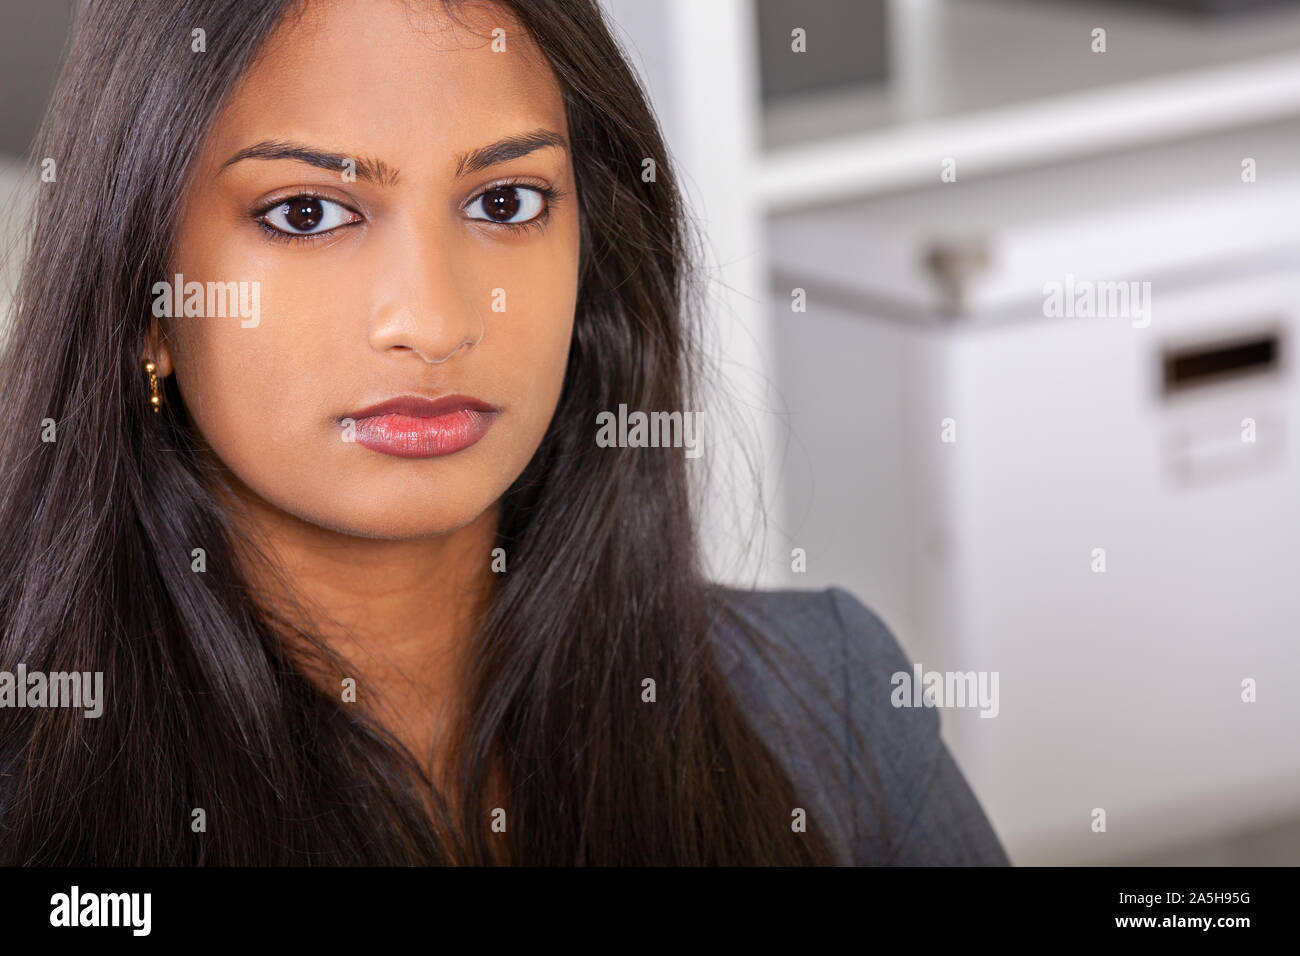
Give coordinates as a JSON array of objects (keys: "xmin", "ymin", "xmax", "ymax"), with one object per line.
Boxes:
[{"xmin": 0, "ymin": 0, "xmax": 1007, "ymax": 866}]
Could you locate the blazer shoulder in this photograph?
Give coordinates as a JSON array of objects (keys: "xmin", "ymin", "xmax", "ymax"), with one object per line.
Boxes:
[
  {"xmin": 707, "ymin": 583, "xmax": 942, "ymax": 768},
  {"xmin": 707, "ymin": 584, "xmax": 1009, "ymax": 865}
]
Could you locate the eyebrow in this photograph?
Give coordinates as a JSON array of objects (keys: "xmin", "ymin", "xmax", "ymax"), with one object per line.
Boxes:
[{"xmin": 219, "ymin": 128, "xmax": 568, "ymax": 185}]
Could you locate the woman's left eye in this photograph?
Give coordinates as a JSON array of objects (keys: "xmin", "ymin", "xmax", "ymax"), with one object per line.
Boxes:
[
  {"xmin": 258, "ymin": 196, "xmax": 360, "ymax": 236},
  {"xmin": 466, "ymin": 185, "xmax": 547, "ymax": 225}
]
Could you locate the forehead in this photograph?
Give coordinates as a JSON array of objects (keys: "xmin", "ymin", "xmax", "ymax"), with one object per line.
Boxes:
[{"xmin": 203, "ymin": 0, "xmax": 567, "ymax": 172}]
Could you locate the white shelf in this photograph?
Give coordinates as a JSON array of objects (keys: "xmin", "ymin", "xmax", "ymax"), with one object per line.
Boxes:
[
  {"xmin": 759, "ymin": 0, "xmax": 1300, "ymax": 209},
  {"xmin": 768, "ymin": 114, "xmax": 1300, "ymax": 321}
]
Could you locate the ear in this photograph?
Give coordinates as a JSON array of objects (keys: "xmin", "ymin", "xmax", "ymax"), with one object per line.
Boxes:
[{"xmin": 142, "ymin": 319, "xmax": 174, "ymax": 378}]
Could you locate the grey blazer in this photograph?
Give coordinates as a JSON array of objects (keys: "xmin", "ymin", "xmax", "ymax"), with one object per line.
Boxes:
[{"xmin": 709, "ymin": 584, "xmax": 1010, "ymax": 866}]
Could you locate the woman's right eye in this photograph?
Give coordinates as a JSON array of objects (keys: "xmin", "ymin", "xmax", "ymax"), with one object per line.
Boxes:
[{"xmin": 257, "ymin": 195, "xmax": 361, "ymax": 237}]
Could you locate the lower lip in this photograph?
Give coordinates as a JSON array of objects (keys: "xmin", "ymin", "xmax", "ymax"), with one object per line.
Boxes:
[{"xmin": 350, "ymin": 408, "xmax": 497, "ymax": 459}]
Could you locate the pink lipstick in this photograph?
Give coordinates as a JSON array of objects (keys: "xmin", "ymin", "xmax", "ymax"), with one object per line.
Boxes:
[{"xmin": 344, "ymin": 394, "xmax": 498, "ymax": 459}]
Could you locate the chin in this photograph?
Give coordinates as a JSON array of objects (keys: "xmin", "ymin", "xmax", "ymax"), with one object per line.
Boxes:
[{"xmin": 297, "ymin": 503, "xmax": 492, "ymax": 541}]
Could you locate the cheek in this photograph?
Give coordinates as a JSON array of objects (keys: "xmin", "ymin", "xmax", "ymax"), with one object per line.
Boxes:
[
  {"xmin": 478, "ymin": 237, "xmax": 579, "ymax": 442},
  {"xmin": 166, "ymin": 239, "xmax": 361, "ymax": 472},
  {"xmin": 169, "ymin": 319, "xmax": 327, "ymax": 473}
]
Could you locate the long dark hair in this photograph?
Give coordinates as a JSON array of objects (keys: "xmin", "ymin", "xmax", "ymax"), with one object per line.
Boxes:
[{"xmin": 0, "ymin": 0, "xmax": 864, "ymax": 864}]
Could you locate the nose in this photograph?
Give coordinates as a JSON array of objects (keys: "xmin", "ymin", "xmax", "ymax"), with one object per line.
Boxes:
[{"xmin": 367, "ymin": 219, "xmax": 483, "ymax": 364}]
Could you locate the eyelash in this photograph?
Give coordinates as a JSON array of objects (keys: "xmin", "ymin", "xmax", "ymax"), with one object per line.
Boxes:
[
  {"xmin": 471, "ymin": 179, "xmax": 564, "ymax": 237},
  {"xmin": 251, "ymin": 180, "xmax": 564, "ymax": 245}
]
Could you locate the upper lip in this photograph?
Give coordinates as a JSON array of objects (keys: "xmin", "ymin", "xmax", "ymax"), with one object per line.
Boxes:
[{"xmin": 346, "ymin": 393, "xmax": 498, "ymax": 420}]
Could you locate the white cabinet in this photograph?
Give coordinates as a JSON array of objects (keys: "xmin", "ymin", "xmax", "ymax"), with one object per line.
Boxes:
[{"xmin": 768, "ymin": 118, "xmax": 1300, "ymax": 863}]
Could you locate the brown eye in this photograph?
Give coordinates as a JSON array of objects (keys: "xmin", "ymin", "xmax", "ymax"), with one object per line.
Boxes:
[
  {"xmin": 467, "ymin": 185, "xmax": 546, "ymax": 225},
  {"xmin": 284, "ymin": 197, "xmax": 324, "ymax": 231},
  {"xmin": 258, "ymin": 195, "xmax": 359, "ymax": 237},
  {"xmin": 481, "ymin": 187, "xmax": 521, "ymax": 222}
]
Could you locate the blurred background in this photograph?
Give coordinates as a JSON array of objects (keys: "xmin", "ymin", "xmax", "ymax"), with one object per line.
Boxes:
[{"xmin": 3, "ymin": 0, "xmax": 1300, "ymax": 865}]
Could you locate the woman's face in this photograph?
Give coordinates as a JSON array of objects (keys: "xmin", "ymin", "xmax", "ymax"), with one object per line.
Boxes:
[{"xmin": 155, "ymin": 0, "xmax": 579, "ymax": 538}]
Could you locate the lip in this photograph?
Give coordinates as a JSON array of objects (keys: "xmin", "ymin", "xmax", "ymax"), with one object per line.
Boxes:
[{"xmin": 343, "ymin": 394, "xmax": 499, "ymax": 459}]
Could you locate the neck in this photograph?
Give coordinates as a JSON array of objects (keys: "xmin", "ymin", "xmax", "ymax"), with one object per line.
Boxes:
[{"xmin": 214, "ymin": 467, "xmax": 501, "ymax": 780}]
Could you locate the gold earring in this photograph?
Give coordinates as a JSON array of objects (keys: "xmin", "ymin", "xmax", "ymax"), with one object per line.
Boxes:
[{"xmin": 144, "ymin": 358, "xmax": 162, "ymax": 413}]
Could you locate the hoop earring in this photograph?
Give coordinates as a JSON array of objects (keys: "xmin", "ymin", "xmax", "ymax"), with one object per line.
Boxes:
[{"xmin": 143, "ymin": 358, "xmax": 162, "ymax": 414}]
